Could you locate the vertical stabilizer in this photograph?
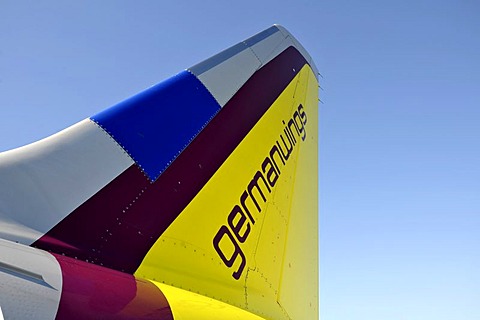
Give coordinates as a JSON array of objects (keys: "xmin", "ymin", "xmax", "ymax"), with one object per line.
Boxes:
[{"xmin": 0, "ymin": 25, "xmax": 318, "ymax": 320}]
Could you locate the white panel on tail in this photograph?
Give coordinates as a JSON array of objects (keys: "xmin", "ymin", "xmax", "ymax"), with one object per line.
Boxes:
[
  {"xmin": 0, "ymin": 119, "xmax": 134, "ymax": 244},
  {"xmin": 188, "ymin": 25, "xmax": 318, "ymax": 108},
  {"xmin": 196, "ymin": 48, "xmax": 261, "ymax": 107}
]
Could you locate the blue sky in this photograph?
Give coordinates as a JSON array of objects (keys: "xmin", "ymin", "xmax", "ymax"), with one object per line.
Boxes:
[{"xmin": 1, "ymin": 1, "xmax": 479, "ymax": 319}]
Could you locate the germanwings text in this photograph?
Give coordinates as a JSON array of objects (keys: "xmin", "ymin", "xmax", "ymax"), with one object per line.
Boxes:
[{"xmin": 213, "ymin": 104, "xmax": 308, "ymax": 280}]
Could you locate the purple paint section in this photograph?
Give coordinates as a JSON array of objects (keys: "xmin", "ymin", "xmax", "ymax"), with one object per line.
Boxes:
[
  {"xmin": 53, "ymin": 254, "xmax": 173, "ymax": 320},
  {"xmin": 36, "ymin": 165, "xmax": 150, "ymax": 272},
  {"xmin": 35, "ymin": 47, "xmax": 309, "ymax": 274}
]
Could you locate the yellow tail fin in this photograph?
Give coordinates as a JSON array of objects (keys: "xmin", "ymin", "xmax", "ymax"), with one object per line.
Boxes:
[{"xmin": 134, "ymin": 26, "xmax": 319, "ymax": 320}]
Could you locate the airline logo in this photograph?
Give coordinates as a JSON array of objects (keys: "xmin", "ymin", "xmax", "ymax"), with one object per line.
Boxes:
[{"xmin": 213, "ymin": 104, "xmax": 308, "ymax": 279}]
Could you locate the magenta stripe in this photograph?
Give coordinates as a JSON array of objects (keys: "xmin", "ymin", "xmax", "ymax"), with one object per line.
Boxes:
[
  {"xmin": 34, "ymin": 46, "xmax": 309, "ymax": 273},
  {"xmin": 53, "ymin": 254, "xmax": 173, "ymax": 320}
]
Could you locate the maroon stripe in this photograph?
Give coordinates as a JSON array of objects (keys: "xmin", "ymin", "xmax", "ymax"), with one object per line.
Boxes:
[
  {"xmin": 53, "ymin": 253, "xmax": 173, "ymax": 320},
  {"xmin": 35, "ymin": 165, "xmax": 150, "ymax": 272},
  {"xmin": 35, "ymin": 46, "xmax": 308, "ymax": 273}
]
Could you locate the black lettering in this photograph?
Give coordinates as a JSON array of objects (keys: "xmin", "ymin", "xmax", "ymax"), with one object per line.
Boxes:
[
  {"xmin": 283, "ymin": 120, "xmax": 296, "ymax": 146},
  {"xmin": 228, "ymin": 205, "xmax": 251, "ymax": 243},
  {"xmin": 261, "ymin": 157, "xmax": 279, "ymax": 187},
  {"xmin": 247, "ymin": 171, "xmax": 271, "ymax": 212},
  {"xmin": 240, "ymin": 190, "xmax": 256, "ymax": 224},
  {"xmin": 269, "ymin": 144, "xmax": 284, "ymax": 173},
  {"xmin": 213, "ymin": 104, "xmax": 309, "ymax": 280},
  {"xmin": 213, "ymin": 225, "xmax": 246, "ymax": 280},
  {"xmin": 293, "ymin": 111, "xmax": 306, "ymax": 141},
  {"xmin": 277, "ymin": 133, "xmax": 293, "ymax": 160},
  {"xmin": 288, "ymin": 118, "xmax": 298, "ymax": 144},
  {"xmin": 298, "ymin": 104, "xmax": 307, "ymax": 125}
]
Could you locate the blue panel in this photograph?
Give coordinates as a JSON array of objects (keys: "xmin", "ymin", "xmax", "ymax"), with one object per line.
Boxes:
[{"xmin": 91, "ymin": 71, "xmax": 221, "ymax": 181}]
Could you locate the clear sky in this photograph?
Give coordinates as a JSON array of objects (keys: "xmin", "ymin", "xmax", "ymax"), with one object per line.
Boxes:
[{"xmin": 1, "ymin": 1, "xmax": 479, "ymax": 319}]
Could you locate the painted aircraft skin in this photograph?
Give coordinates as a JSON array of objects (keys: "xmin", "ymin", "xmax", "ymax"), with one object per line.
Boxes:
[{"xmin": 0, "ymin": 25, "xmax": 319, "ymax": 319}]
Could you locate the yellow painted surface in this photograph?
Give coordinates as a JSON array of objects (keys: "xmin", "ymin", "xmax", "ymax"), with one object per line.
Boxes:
[
  {"xmin": 136, "ymin": 65, "xmax": 318, "ymax": 320},
  {"xmin": 276, "ymin": 68, "xmax": 319, "ymax": 319},
  {"xmin": 150, "ymin": 281, "xmax": 265, "ymax": 320}
]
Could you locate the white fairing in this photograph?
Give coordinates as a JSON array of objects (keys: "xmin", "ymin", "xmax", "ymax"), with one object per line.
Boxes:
[
  {"xmin": 0, "ymin": 239, "xmax": 62, "ymax": 319},
  {"xmin": 196, "ymin": 47, "xmax": 261, "ymax": 107},
  {"xmin": 188, "ymin": 24, "xmax": 318, "ymax": 107},
  {"xmin": 0, "ymin": 119, "xmax": 134, "ymax": 244}
]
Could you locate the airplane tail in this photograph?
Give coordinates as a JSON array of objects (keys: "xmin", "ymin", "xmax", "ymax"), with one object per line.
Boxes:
[{"xmin": 0, "ymin": 25, "xmax": 318, "ymax": 319}]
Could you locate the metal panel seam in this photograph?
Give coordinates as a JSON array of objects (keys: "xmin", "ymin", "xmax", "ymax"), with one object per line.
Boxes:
[{"xmin": 89, "ymin": 118, "xmax": 152, "ymax": 182}]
